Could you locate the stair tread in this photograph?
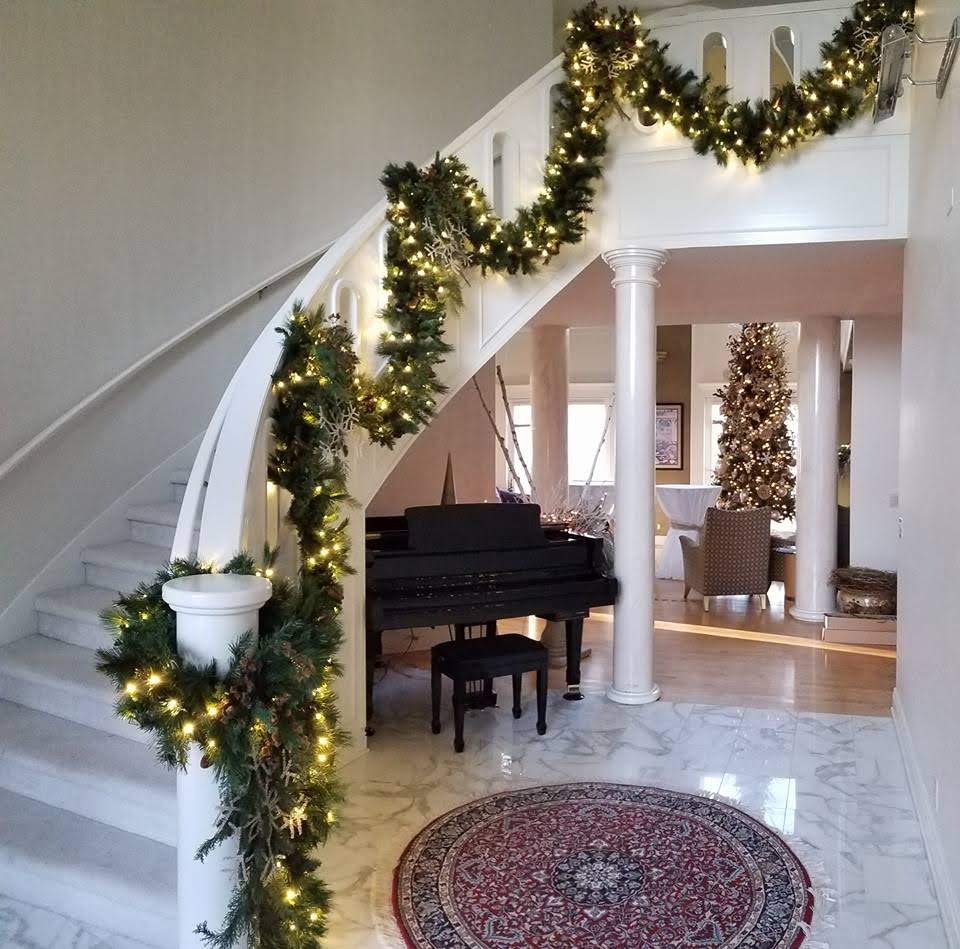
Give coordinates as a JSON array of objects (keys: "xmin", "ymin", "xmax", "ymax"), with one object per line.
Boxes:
[
  {"xmin": 127, "ymin": 500, "xmax": 183, "ymax": 527},
  {"xmin": 0, "ymin": 786, "xmax": 175, "ymax": 913},
  {"xmin": 81, "ymin": 539, "xmax": 170, "ymax": 574},
  {"xmin": 35, "ymin": 583, "xmax": 119, "ymax": 625},
  {"xmin": 170, "ymin": 467, "xmax": 192, "ymax": 485},
  {"xmin": 0, "ymin": 635, "xmax": 115, "ymax": 702},
  {"xmin": 0, "ymin": 699, "xmax": 173, "ymax": 801}
]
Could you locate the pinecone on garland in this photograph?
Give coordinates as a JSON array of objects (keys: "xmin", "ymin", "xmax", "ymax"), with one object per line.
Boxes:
[{"xmin": 714, "ymin": 323, "xmax": 797, "ymax": 520}]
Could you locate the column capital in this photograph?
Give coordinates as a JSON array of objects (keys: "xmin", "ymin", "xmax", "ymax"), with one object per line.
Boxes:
[{"xmin": 602, "ymin": 246, "xmax": 667, "ymax": 288}]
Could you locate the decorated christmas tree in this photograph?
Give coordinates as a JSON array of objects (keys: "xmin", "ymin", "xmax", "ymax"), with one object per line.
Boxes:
[{"xmin": 714, "ymin": 323, "xmax": 796, "ymax": 520}]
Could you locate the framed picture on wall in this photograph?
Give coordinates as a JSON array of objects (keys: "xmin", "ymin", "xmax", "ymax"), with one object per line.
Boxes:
[{"xmin": 655, "ymin": 403, "xmax": 683, "ymax": 470}]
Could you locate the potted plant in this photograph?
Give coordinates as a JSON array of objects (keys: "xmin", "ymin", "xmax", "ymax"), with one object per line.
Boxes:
[{"xmin": 829, "ymin": 567, "xmax": 897, "ymax": 616}]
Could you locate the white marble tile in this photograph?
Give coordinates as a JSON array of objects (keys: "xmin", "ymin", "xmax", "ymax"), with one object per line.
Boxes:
[
  {"xmin": 0, "ymin": 672, "xmax": 945, "ymax": 949},
  {"xmin": 863, "ymin": 855, "xmax": 939, "ymax": 907}
]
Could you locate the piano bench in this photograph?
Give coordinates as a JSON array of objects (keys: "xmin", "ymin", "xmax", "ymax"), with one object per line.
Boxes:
[{"xmin": 430, "ymin": 634, "xmax": 548, "ymax": 753}]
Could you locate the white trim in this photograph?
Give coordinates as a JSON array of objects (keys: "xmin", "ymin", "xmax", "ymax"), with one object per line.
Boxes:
[
  {"xmin": 893, "ymin": 687, "xmax": 960, "ymax": 948},
  {"xmin": 0, "ymin": 242, "xmax": 333, "ymax": 484}
]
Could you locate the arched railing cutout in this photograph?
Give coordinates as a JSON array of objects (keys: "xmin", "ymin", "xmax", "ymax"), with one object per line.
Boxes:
[
  {"xmin": 702, "ymin": 32, "xmax": 728, "ymax": 92},
  {"xmin": 547, "ymin": 83, "xmax": 565, "ymax": 148},
  {"xmin": 328, "ymin": 279, "xmax": 361, "ymax": 344},
  {"xmin": 770, "ymin": 26, "xmax": 796, "ymax": 92},
  {"xmin": 492, "ymin": 132, "xmax": 506, "ymax": 217}
]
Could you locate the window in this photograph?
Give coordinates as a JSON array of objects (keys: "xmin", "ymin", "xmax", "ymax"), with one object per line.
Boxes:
[
  {"xmin": 703, "ymin": 33, "xmax": 728, "ymax": 92},
  {"xmin": 506, "ymin": 400, "xmax": 615, "ymax": 492},
  {"xmin": 770, "ymin": 26, "xmax": 795, "ymax": 92},
  {"xmin": 569, "ymin": 403, "xmax": 615, "ymax": 484}
]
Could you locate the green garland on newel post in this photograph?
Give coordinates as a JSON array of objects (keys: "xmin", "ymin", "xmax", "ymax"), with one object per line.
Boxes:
[{"xmin": 97, "ymin": 1, "xmax": 912, "ymax": 945}]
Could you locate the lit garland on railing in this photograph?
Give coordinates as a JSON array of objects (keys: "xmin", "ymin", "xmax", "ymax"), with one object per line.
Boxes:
[
  {"xmin": 98, "ymin": 2, "xmax": 912, "ymax": 945},
  {"xmin": 366, "ymin": 0, "xmax": 913, "ymax": 445},
  {"xmin": 98, "ymin": 306, "xmax": 356, "ymax": 946}
]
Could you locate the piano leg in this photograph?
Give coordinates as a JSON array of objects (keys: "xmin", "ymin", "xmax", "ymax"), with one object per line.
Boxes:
[
  {"xmin": 365, "ymin": 628, "xmax": 383, "ymax": 735},
  {"xmin": 453, "ymin": 677, "xmax": 466, "ymax": 753},
  {"xmin": 564, "ymin": 616, "xmax": 585, "ymax": 701},
  {"xmin": 512, "ymin": 673, "xmax": 522, "ymax": 719},
  {"xmin": 431, "ymin": 653, "xmax": 442, "ymax": 735},
  {"xmin": 481, "ymin": 620, "xmax": 497, "ymax": 707},
  {"xmin": 536, "ymin": 665, "xmax": 548, "ymax": 734}
]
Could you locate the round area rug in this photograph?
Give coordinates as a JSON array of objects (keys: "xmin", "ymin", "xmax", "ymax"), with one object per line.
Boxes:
[{"xmin": 393, "ymin": 783, "xmax": 813, "ymax": 948}]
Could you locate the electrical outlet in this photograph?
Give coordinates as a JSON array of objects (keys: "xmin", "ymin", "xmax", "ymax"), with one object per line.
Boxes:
[
  {"xmin": 898, "ymin": 515, "xmax": 904, "ymax": 540},
  {"xmin": 935, "ymin": 778, "xmax": 941, "ymax": 814}
]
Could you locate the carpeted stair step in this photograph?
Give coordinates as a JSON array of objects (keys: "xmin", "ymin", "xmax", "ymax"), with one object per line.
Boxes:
[
  {"xmin": 0, "ymin": 788, "xmax": 175, "ymax": 947},
  {"xmin": 0, "ymin": 635, "xmax": 146, "ymax": 743},
  {"xmin": 35, "ymin": 583, "xmax": 118, "ymax": 651},
  {"xmin": 81, "ymin": 540, "xmax": 170, "ymax": 592},
  {"xmin": 127, "ymin": 500, "xmax": 188, "ymax": 548},
  {"xmin": 0, "ymin": 700, "xmax": 175, "ymax": 846},
  {"xmin": 171, "ymin": 466, "xmax": 205, "ymax": 504}
]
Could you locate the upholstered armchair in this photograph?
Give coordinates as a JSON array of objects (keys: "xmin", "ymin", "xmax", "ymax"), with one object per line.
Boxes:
[{"xmin": 679, "ymin": 507, "xmax": 772, "ymax": 611}]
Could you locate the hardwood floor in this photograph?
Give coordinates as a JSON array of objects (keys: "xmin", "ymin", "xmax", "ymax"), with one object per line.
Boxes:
[{"xmin": 392, "ymin": 579, "xmax": 896, "ymax": 717}]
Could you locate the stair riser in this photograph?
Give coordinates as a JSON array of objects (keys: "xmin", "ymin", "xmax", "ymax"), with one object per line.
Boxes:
[
  {"xmin": 0, "ymin": 672, "xmax": 147, "ymax": 744},
  {"xmin": 0, "ymin": 860, "xmax": 175, "ymax": 948},
  {"xmin": 172, "ymin": 482, "xmax": 205, "ymax": 505},
  {"xmin": 0, "ymin": 756, "xmax": 175, "ymax": 847},
  {"xmin": 37, "ymin": 611, "xmax": 113, "ymax": 652},
  {"xmin": 84, "ymin": 562, "xmax": 158, "ymax": 592},
  {"xmin": 129, "ymin": 519, "xmax": 177, "ymax": 548}
]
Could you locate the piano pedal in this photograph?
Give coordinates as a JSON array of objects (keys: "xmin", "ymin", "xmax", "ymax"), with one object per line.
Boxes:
[{"xmin": 563, "ymin": 684, "xmax": 584, "ymax": 701}]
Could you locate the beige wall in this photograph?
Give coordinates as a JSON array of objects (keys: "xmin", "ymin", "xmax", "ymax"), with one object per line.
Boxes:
[
  {"xmin": 654, "ymin": 325, "xmax": 692, "ymax": 532},
  {"xmin": 0, "ymin": 0, "xmax": 552, "ymax": 616},
  {"xmin": 896, "ymin": 0, "xmax": 960, "ymax": 929},
  {"xmin": 368, "ymin": 361, "xmax": 496, "ymax": 514}
]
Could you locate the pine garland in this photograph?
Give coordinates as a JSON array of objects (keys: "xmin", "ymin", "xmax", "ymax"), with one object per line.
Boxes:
[
  {"xmin": 365, "ymin": 0, "xmax": 913, "ymax": 442},
  {"xmin": 714, "ymin": 323, "xmax": 797, "ymax": 519},
  {"xmin": 98, "ymin": 306, "xmax": 355, "ymax": 946},
  {"xmin": 97, "ymin": 2, "xmax": 912, "ymax": 944}
]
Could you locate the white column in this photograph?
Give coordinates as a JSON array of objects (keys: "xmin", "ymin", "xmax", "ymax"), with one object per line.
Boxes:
[
  {"xmin": 162, "ymin": 573, "xmax": 272, "ymax": 949},
  {"xmin": 603, "ymin": 247, "xmax": 666, "ymax": 705},
  {"xmin": 531, "ymin": 324, "xmax": 569, "ymax": 513},
  {"xmin": 791, "ymin": 317, "xmax": 840, "ymax": 622}
]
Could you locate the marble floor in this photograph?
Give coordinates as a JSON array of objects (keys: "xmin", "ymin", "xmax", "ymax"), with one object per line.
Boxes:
[{"xmin": 1, "ymin": 666, "xmax": 942, "ymax": 948}]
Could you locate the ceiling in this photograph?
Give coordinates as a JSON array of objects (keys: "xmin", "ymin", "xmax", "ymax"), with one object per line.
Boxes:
[{"xmin": 531, "ymin": 240, "xmax": 905, "ymax": 327}]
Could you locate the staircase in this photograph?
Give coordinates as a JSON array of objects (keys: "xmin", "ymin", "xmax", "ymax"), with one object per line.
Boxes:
[{"xmin": 0, "ymin": 471, "xmax": 195, "ymax": 945}]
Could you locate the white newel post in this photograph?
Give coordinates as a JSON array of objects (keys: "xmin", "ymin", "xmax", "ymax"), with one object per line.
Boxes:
[
  {"xmin": 603, "ymin": 247, "xmax": 666, "ymax": 706},
  {"xmin": 531, "ymin": 324, "xmax": 570, "ymax": 666},
  {"xmin": 162, "ymin": 574, "xmax": 273, "ymax": 949},
  {"xmin": 791, "ymin": 317, "xmax": 840, "ymax": 623}
]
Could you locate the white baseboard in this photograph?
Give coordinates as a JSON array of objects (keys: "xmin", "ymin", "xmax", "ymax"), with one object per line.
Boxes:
[{"xmin": 892, "ymin": 687, "xmax": 960, "ymax": 947}]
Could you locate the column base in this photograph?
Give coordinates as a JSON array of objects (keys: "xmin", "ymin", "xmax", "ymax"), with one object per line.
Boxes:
[
  {"xmin": 606, "ymin": 683, "xmax": 661, "ymax": 706},
  {"xmin": 789, "ymin": 606, "xmax": 827, "ymax": 624}
]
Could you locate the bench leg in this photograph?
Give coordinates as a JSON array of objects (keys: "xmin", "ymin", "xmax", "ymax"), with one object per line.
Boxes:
[
  {"xmin": 564, "ymin": 616, "xmax": 584, "ymax": 701},
  {"xmin": 431, "ymin": 656, "xmax": 442, "ymax": 734},
  {"xmin": 536, "ymin": 665, "xmax": 547, "ymax": 735},
  {"xmin": 512, "ymin": 673, "xmax": 522, "ymax": 719},
  {"xmin": 453, "ymin": 677, "xmax": 466, "ymax": 753}
]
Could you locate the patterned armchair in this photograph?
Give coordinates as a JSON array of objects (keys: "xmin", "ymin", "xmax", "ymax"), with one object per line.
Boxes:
[{"xmin": 679, "ymin": 507, "xmax": 772, "ymax": 611}]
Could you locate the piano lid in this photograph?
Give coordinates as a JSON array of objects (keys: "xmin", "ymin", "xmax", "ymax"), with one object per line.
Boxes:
[{"xmin": 405, "ymin": 503, "xmax": 547, "ymax": 553}]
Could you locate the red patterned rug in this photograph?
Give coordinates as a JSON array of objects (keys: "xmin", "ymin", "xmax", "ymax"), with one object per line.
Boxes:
[{"xmin": 393, "ymin": 783, "xmax": 813, "ymax": 948}]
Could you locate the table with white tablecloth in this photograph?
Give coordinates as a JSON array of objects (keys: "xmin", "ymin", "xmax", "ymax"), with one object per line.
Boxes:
[{"xmin": 655, "ymin": 484, "xmax": 722, "ymax": 580}]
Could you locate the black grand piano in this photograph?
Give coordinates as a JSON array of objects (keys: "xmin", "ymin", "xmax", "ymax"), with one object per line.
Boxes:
[{"xmin": 365, "ymin": 503, "xmax": 618, "ymax": 720}]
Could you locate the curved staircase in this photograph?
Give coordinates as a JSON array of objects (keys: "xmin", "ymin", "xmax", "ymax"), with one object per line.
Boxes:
[
  {"xmin": 0, "ymin": 1, "xmax": 911, "ymax": 941},
  {"xmin": 0, "ymin": 474, "xmax": 191, "ymax": 943}
]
